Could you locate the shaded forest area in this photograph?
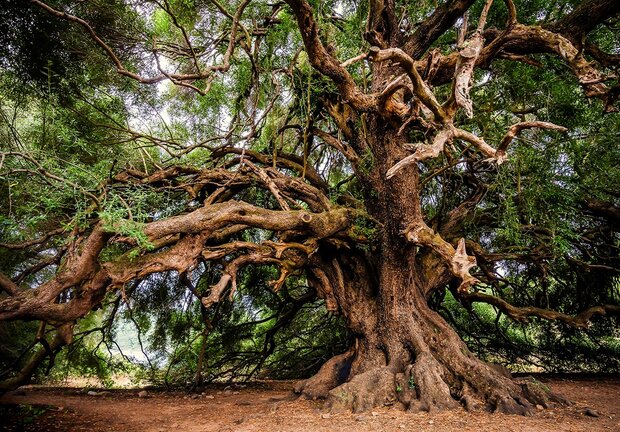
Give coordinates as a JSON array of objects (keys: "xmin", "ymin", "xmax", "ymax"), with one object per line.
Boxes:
[{"xmin": 0, "ymin": 0, "xmax": 619, "ymax": 419}]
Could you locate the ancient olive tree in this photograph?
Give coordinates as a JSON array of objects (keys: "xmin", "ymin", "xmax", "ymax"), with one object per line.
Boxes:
[{"xmin": 1, "ymin": 0, "xmax": 619, "ymax": 414}]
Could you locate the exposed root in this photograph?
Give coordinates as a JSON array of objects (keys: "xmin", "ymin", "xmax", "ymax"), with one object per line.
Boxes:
[
  {"xmin": 407, "ymin": 352, "xmax": 459, "ymax": 412},
  {"xmin": 460, "ymin": 392, "xmax": 477, "ymax": 412},
  {"xmin": 294, "ymin": 308, "xmax": 570, "ymax": 416},
  {"xmin": 326, "ymin": 367, "xmax": 397, "ymax": 413},
  {"xmin": 490, "ymin": 392, "xmax": 535, "ymax": 415},
  {"xmin": 297, "ymin": 353, "xmax": 571, "ymax": 416},
  {"xmin": 485, "ymin": 361, "xmax": 512, "ymax": 379},
  {"xmin": 463, "ymin": 367, "xmax": 568, "ymax": 415},
  {"xmin": 294, "ymin": 349, "xmax": 353, "ymax": 400},
  {"xmin": 517, "ymin": 376, "xmax": 571, "ymax": 407},
  {"xmin": 297, "ymin": 344, "xmax": 570, "ymax": 416}
]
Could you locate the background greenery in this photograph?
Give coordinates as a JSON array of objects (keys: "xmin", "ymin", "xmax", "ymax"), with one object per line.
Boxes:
[{"xmin": 0, "ymin": 0, "xmax": 618, "ymax": 387}]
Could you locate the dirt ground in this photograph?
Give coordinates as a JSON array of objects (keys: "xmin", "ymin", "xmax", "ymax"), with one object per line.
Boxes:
[{"xmin": 1, "ymin": 376, "xmax": 619, "ymax": 432}]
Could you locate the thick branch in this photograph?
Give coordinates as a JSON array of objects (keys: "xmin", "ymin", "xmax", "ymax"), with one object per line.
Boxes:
[
  {"xmin": 461, "ymin": 291, "xmax": 620, "ymax": 329},
  {"xmin": 546, "ymin": 0, "xmax": 620, "ymax": 44},
  {"xmin": 424, "ymin": 20, "xmax": 618, "ymax": 110},
  {"xmin": 447, "ymin": 0, "xmax": 495, "ymax": 118},
  {"xmin": 284, "ymin": 0, "xmax": 376, "ymax": 111},
  {"xmin": 582, "ymin": 198, "xmax": 620, "ymax": 226},
  {"xmin": 404, "ymin": 0, "xmax": 477, "ymax": 59},
  {"xmin": 142, "ymin": 201, "xmax": 351, "ymax": 240},
  {"xmin": 368, "ymin": 47, "xmax": 448, "ymax": 123},
  {"xmin": 0, "ymin": 200, "xmax": 354, "ymax": 321},
  {"xmin": 405, "ymin": 221, "xmax": 478, "ymax": 293},
  {"xmin": 386, "ymin": 129, "xmax": 452, "ymax": 179},
  {"xmin": 0, "ymin": 273, "xmax": 20, "ymax": 296}
]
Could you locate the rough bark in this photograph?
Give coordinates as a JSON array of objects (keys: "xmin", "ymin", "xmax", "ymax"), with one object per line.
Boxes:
[
  {"xmin": 294, "ymin": 84, "xmax": 568, "ymax": 414},
  {"xmin": 297, "ymin": 243, "xmax": 568, "ymax": 414},
  {"xmin": 295, "ymin": 240, "xmax": 568, "ymax": 413}
]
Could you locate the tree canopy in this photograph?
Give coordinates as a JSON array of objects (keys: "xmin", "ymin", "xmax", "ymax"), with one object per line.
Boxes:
[{"xmin": 0, "ymin": 0, "xmax": 619, "ymax": 414}]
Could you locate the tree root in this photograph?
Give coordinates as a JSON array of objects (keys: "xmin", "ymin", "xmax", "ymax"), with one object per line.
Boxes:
[
  {"xmin": 407, "ymin": 352, "xmax": 459, "ymax": 412},
  {"xmin": 460, "ymin": 367, "xmax": 568, "ymax": 415},
  {"xmin": 517, "ymin": 376, "xmax": 571, "ymax": 408},
  {"xmin": 296, "ymin": 351, "xmax": 569, "ymax": 416},
  {"xmin": 326, "ymin": 367, "xmax": 397, "ymax": 413},
  {"xmin": 294, "ymin": 349, "xmax": 354, "ymax": 400}
]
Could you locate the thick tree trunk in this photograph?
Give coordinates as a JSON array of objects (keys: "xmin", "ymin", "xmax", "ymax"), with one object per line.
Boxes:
[
  {"xmin": 295, "ymin": 116, "xmax": 565, "ymax": 414},
  {"xmin": 296, "ymin": 250, "xmax": 565, "ymax": 413}
]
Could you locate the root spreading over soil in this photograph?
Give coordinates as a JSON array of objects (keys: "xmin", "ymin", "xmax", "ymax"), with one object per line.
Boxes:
[{"xmin": 1, "ymin": 376, "xmax": 618, "ymax": 432}]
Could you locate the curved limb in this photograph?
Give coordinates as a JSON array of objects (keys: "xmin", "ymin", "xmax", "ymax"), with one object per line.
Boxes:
[{"xmin": 294, "ymin": 347, "xmax": 355, "ymax": 400}]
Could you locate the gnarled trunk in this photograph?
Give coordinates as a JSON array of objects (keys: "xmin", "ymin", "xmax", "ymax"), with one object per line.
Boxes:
[
  {"xmin": 295, "ymin": 121, "xmax": 565, "ymax": 414},
  {"xmin": 296, "ymin": 248, "xmax": 565, "ymax": 413}
]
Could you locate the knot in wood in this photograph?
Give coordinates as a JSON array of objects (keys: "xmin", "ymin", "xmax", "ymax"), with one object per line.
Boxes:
[
  {"xmin": 459, "ymin": 47, "xmax": 477, "ymax": 59},
  {"xmin": 368, "ymin": 46, "xmax": 381, "ymax": 60}
]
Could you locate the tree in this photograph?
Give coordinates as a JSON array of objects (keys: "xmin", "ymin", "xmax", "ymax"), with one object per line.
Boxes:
[{"xmin": 1, "ymin": 0, "xmax": 619, "ymax": 414}]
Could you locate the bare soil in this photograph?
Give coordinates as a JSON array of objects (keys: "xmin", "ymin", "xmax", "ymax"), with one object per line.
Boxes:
[{"xmin": 1, "ymin": 376, "xmax": 619, "ymax": 431}]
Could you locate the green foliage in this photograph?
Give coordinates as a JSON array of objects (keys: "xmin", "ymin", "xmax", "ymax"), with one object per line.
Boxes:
[
  {"xmin": 102, "ymin": 267, "xmax": 350, "ymax": 387},
  {"xmin": 408, "ymin": 376, "xmax": 416, "ymax": 389},
  {"xmin": 439, "ymin": 290, "xmax": 620, "ymax": 373},
  {"xmin": 0, "ymin": 404, "xmax": 52, "ymax": 428},
  {"xmin": 0, "ymin": 0, "xmax": 618, "ymax": 388},
  {"xmin": 98, "ymin": 191, "xmax": 158, "ymax": 251},
  {"xmin": 0, "ymin": 321, "xmax": 39, "ymax": 372}
]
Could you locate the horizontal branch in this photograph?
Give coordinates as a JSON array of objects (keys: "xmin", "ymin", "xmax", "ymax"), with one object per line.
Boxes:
[
  {"xmin": 0, "ymin": 227, "xmax": 66, "ymax": 250},
  {"xmin": 461, "ymin": 291, "xmax": 620, "ymax": 329},
  {"xmin": 496, "ymin": 121, "xmax": 568, "ymax": 159},
  {"xmin": 212, "ymin": 147, "xmax": 328, "ymax": 191},
  {"xmin": 141, "ymin": 200, "xmax": 352, "ymax": 240},
  {"xmin": 0, "ymin": 198, "xmax": 355, "ymax": 322},
  {"xmin": 421, "ymin": 13, "xmax": 619, "ymax": 110},
  {"xmin": 387, "ymin": 118, "xmax": 564, "ymax": 178},
  {"xmin": 453, "ymin": 121, "xmax": 567, "ymax": 164},
  {"xmin": 113, "ymin": 164, "xmax": 331, "ymax": 211}
]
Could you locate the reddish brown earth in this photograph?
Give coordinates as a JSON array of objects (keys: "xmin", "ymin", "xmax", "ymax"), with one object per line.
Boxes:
[{"xmin": 1, "ymin": 376, "xmax": 619, "ymax": 431}]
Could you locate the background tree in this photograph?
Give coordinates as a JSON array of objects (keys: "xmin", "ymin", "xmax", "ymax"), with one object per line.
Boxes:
[{"xmin": 0, "ymin": 0, "xmax": 619, "ymax": 414}]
